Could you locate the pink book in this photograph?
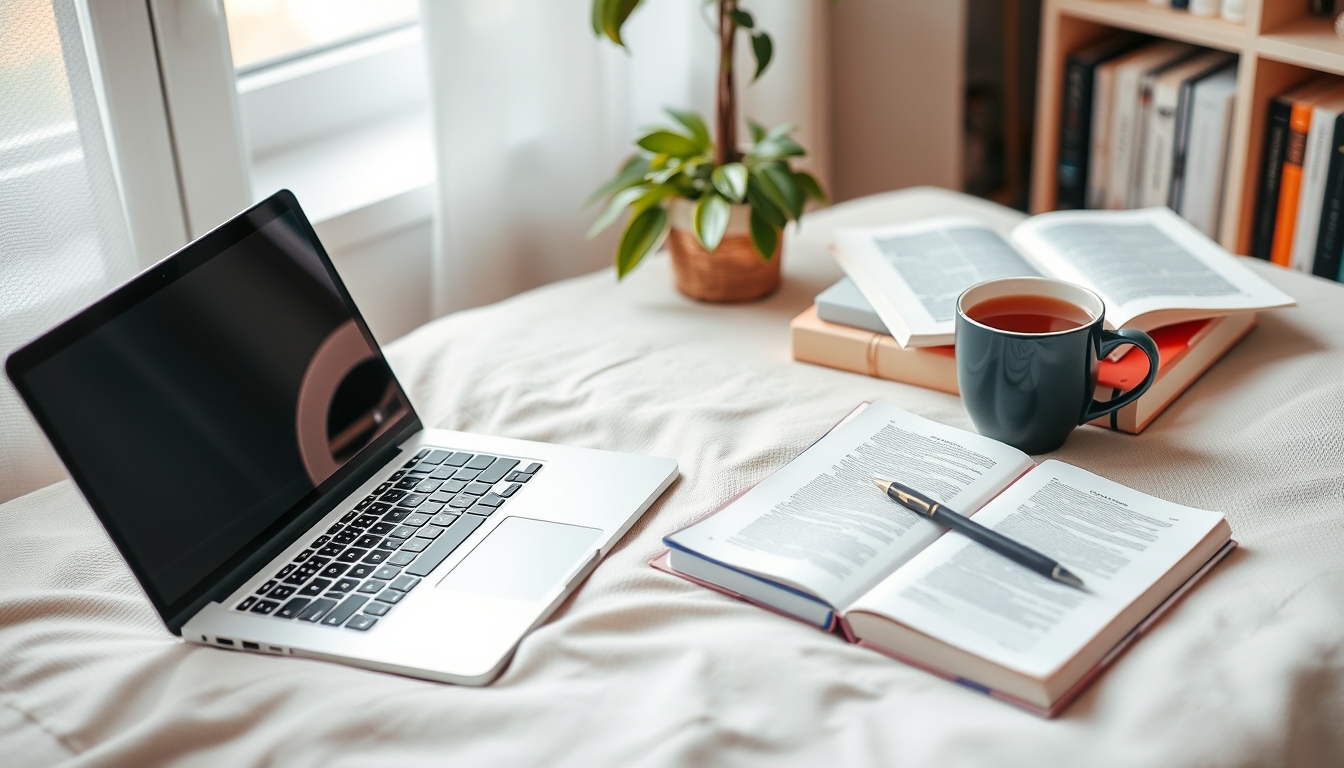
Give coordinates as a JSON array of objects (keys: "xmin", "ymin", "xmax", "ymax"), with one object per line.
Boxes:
[{"xmin": 651, "ymin": 401, "xmax": 1236, "ymax": 717}]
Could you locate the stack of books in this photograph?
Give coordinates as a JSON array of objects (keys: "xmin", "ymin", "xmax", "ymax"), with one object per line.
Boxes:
[
  {"xmin": 1056, "ymin": 35, "xmax": 1239, "ymax": 239},
  {"xmin": 793, "ymin": 207, "xmax": 1295, "ymax": 433},
  {"xmin": 1250, "ymin": 75, "xmax": 1344, "ymax": 280}
]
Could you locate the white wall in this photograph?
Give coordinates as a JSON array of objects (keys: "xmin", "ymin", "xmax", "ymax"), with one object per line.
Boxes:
[{"xmin": 325, "ymin": 220, "xmax": 433, "ymax": 346}]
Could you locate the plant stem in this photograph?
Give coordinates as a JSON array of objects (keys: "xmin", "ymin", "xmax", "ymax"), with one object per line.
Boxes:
[{"xmin": 716, "ymin": 0, "xmax": 739, "ymax": 165}]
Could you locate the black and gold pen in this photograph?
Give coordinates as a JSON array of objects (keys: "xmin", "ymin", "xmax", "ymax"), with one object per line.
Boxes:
[{"xmin": 872, "ymin": 478, "xmax": 1086, "ymax": 590}]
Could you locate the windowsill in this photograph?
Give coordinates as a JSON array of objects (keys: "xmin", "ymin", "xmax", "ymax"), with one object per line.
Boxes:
[{"xmin": 249, "ymin": 108, "xmax": 435, "ymax": 252}]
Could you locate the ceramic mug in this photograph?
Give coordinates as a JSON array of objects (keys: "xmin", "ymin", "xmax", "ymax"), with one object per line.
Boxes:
[{"xmin": 954, "ymin": 277, "xmax": 1159, "ymax": 454}]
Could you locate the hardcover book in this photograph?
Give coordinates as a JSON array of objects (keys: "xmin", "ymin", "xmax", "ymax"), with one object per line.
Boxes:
[{"xmin": 653, "ymin": 400, "xmax": 1236, "ymax": 716}]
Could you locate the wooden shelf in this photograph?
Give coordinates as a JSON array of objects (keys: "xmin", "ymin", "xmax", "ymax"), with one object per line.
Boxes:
[
  {"xmin": 1056, "ymin": 0, "xmax": 1253, "ymax": 53},
  {"xmin": 1033, "ymin": 0, "xmax": 1344, "ymax": 255},
  {"xmin": 1258, "ymin": 17, "xmax": 1344, "ymax": 75}
]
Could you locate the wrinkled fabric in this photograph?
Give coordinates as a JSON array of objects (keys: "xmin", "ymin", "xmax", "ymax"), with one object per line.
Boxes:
[{"xmin": 2, "ymin": 188, "xmax": 1342, "ymax": 767}]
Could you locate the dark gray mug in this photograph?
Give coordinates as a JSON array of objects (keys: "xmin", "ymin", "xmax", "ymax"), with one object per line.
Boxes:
[{"xmin": 954, "ymin": 277, "xmax": 1159, "ymax": 454}]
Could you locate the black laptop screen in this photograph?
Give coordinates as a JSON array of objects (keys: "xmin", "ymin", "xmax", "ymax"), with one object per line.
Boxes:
[{"xmin": 10, "ymin": 198, "xmax": 412, "ymax": 611}]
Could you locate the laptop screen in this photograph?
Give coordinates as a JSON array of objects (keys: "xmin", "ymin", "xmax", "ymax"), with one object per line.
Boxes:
[{"xmin": 7, "ymin": 192, "xmax": 415, "ymax": 620}]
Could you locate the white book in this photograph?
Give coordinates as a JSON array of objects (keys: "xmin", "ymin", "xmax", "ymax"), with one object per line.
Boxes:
[
  {"xmin": 1087, "ymin": 56, "xmax": 1123, "ymax": 209},
  {"xmin": 1179, "ymin": 67, "xmax": 1239, "ymax": 237},
  {"xmin": 1138, "ymin": 52, "xmax": 1235, "ymax": 209},
  {"xmin": 663, "ymin": 399, "xmax": 1234, "ymax": 712},
  {"xmin": 1290, "ymin": 87, "xmax": 1344, "ymax": 273},
  {"xmin": 1107, "ymin": 42, "xmax": 1196, "ymax": 209},
  {"xmin": 831, "ymin": 207, "xmax": 1295, "ymax": 348}
]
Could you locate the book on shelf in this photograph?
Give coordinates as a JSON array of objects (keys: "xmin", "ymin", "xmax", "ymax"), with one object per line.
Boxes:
[
  {"xmin": 653, "ymin": 400, "xmax": 1236, "ymax": 716},
  {"xmin": 830, "ymin": 206, "xmax": 1293, "ymax": 348},
  {"xmin": 795, "ymin": 284, "xmax": 1257, "ymax": 434},
  {"xmin": 1175, "ymin": 65, "xmax": 1239, "ymax": 238},
  {"xmin": 1137, "ymin": 51, "xmax": 1234, "ymax": 210},
  {"xmin": 1312, "ymin": 106, "xmax": 1344, "ymax": 281},
  {"xmin": 1105, "ymin": 41, "xmax": 1196, "ymax": 210},
  {"xmin": 1252, "ymin": 78, "xmax": 1336, "ymax": 260},
  {"xmin": 1057, "ymin": 34, "xmax": 1148, "ymax": 210},
  {"xmin": 1270, "ymin": 80, "xmax": 1344, "ymax": 267},
  {"xmin": 1290, "ymin": 88, "xmax": 1344, "ymax": 274}
]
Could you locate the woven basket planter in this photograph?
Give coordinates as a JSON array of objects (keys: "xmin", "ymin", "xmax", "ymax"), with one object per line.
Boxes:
[{"xmin": 666, "ymin": 199, "xmax": 781, "ymax": 303}]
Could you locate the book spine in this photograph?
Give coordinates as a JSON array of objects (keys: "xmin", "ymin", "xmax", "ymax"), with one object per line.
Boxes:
[
  {"xmin": 1269, "ymin": 100, "xmax": 1316, "ymax": 267},
  {"xmin": 1088, "ymin": 65, "xmax": 1116, "ymax": 209},
  {"xmin": 1141, "ymin": 82, "xmax": 1180, "ymax": 208},
  {"xmin": 1290, "ymin": 104, "xmax": 1338, "ymax": 272},
  {"xmin": 1058, "ymin": 55, "xmax": 1094, "ymax": 210},
  {"xmin": 1252, "ymin": 98, "xmax": 1292, "ymax": 260},
  {"xmin": 1312, "ymin": 113, "xmax": 1344, "ymax": 280}
]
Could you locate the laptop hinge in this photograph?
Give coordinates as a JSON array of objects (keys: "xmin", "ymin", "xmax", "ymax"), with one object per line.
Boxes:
[{"xmin": 165, "ymin": 419, "xmax": 422, "ymax": 634}]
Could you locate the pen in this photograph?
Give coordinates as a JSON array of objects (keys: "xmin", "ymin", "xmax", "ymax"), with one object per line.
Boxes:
[{"xmin": 871, "ymin": 478, "xmax": 1086, "ymax": 590}]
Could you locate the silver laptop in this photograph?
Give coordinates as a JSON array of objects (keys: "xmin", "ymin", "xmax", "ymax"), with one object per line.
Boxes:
[{"xmin": 6, "ymin": 190, "xmax": 677, "ymax": 685}]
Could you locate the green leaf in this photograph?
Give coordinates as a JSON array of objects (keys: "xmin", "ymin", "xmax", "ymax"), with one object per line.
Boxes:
[
  {"xmin": 587, "ymin": 184, "xmax": 652, "ymax": 239},
  {"xmin": 616, "ymin": 205, "xmax": 669, "ymax": 278},
  {"xmin": 765, "ymin": 122, "xmax": 798, "ymax": 142},
  {"xmin": 711, "ymin": 162, "xmax": 748, "ymax": 203},
  {"xmin": 694, "ymin": 193, "xmax": 731, "ymax": 252},
  {"xmin": 666, "ymin": 108, "xmax": 712, "ymax": 152},
  {"xmin": 747, "ymin": 175, "xmax": 787, "ymax": 228},
  {"xmin": 749, "ymin": 207, "xmax": 779, "ymax": 261},
  {"xmin": 748, "ymin": 120, "xmax": 767, "ymax": 143},
  {"xmin": 749, "ymin": 136, "xmax": 806, "ymax": 161},
  {"xmin": 636, "ymin": 130, "xmax": 701, "ymax": 158},
  {"xmin": 727, "ymin": 8, "xmax": 754, "ymax": 28},
  {"xmin": 591, "ymin": 0, "xmax": 605, "ymax": 36},
  {"xmin": 759, "ymin": 162, "xmax": 804, "ymax": 220},
  {"xmin": 586, "ymin": 154, "xmax": 651, "ymax": 207},
  {"xmin": 793, "ymin": 170, "xmax": 829, "ymax": 206},
  {"xmin": 598, "ymin": 0, "xmax": 643, "ymax": 46},
  {"xmin": 750, "ymin": 32, "xmax": 773, "ymax": 81}
]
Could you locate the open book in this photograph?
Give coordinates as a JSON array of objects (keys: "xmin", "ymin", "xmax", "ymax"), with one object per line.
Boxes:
[
  {"xmin": 833, "ymin": 207, "xmax": 1294, "ymax": 347},
  {"xmin": 656, "ymin": 400, "xmax": 1234, "ymax": 715}
]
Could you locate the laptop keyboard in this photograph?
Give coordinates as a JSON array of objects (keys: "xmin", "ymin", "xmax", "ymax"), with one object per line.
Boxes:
[{"xmin": 233, "ymin": 447, "xmax": 542, "ymax": 631}]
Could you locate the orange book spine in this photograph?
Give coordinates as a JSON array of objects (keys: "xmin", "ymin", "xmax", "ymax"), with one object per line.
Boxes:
[{"xmin": 1269, "ymin": 101, "xmax": 1316, "ymax": 266}]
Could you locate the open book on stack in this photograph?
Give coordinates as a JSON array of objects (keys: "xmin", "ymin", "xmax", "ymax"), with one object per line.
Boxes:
[{"xmin": 653, "ymin": 400, "xmax": 1235, "ymax": 716}]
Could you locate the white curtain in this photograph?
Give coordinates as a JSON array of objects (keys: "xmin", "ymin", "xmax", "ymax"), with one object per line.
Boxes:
[
  {"xmin": 420, "ymin": 0, "xmax": 829, "ymax": 314},
  {"xmin": 0, "ymin": 0, "xmax": 138, "ymax": 502}
]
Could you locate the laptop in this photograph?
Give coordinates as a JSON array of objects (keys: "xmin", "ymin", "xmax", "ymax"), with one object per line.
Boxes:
[{"xmin": 5, "ymin": 190, "xmax": 678, "ymax": 685}]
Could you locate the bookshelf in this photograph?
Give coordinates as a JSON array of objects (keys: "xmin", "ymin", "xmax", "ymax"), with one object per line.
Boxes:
[{"xmin": 1031, "ymin": 0, "xmax": 1344, "ymax": 255}]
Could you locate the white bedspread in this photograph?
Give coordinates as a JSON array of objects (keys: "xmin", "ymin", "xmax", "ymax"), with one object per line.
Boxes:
[{"xmin": 3, "ymin": 188, "xmax": 1343, "ymax": 766}]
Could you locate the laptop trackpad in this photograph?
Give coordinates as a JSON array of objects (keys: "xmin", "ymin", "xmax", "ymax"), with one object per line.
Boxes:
[{"xmin": 437, "ymin": 517, "xmax": 602, "ymax": 601}]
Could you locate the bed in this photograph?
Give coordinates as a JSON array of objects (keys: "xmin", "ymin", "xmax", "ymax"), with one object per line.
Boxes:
[{"xmin": 3, "ymin": 187, "xmax": 1342, "ymax": 766}]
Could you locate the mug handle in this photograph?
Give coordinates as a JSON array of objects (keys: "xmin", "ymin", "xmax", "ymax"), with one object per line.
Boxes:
[{"xmin": 1081, "ymin": 328, "xmax": 1160, "ymax": 424}]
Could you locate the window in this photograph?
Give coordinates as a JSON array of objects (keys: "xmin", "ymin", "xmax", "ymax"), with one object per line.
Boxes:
[{"xmin": 223, "ymin": 0, "xmax": 418, "ymax": 72}]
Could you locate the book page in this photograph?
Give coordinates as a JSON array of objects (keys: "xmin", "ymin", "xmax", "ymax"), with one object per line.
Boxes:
[
  {"xmin": 849, "ymin": 460, "xmax": 1227, "ymax": 679},
  {"xmin": 1011, "ymin": 207, "xmax": 1294, "ymax": 329},
  {"xmin": 833, "ymin": 217, "xmax": 1042, "ymax": 347},
  {"xmin": 665, "ymin": 400, "xmax": 1035, "ymax": 611}
]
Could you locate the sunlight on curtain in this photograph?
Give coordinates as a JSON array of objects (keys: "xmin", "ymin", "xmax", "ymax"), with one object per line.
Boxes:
[
  {"xmin": 421, "ymin": 0, "xmax": 828, "ymax": 314},
  {"xmin": 0, "ymin": 0, "xmax": 136, "ymax": 502}
]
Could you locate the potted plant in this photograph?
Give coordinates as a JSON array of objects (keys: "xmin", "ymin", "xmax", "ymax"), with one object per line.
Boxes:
[{"xmin": 587, "ymin": 0, "xmax": 828, "ymax": 302}]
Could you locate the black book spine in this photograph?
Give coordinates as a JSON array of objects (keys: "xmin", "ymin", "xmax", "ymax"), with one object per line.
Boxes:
[
  {"xmin": 1252, "ymin": 98, "xmax": 1293, "ymax": 260},
  {"xmin": 1057, "ymin": 56, "xmax": 1093, "ymax": 210},
  {"xmin": 1312, "ymin": 114, "xmax": 1344, "ymax": 281}
]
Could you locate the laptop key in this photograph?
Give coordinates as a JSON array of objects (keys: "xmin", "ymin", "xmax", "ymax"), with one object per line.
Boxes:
[
  {"xmin": 368, "ymin": 502, "xmax": 391, "ymax": 515},
  {"xmin": 375, "ymin": 482, "xmax": 392, "ymax": 494},
  {"xmin": 275, "ymin": 598, "xmax": 310, "ymax": 619},
  {"xmin": 337, "ymin": 547, "xmax": 367, "ymax": 563},
  {"xmin": 362, "ymin": 601, "xmax": 390, "ymax": 616},
  {"xmin": 331, "ymin": 578, "xmax": 360, "ymax": 593},
  {"xmin": 354, "ymin": 534, "xmax": 381, "ymax": 549},
  {"xmin": 515, "ymin": 472, "xmax": 535, "ymax": 483},
  {"xmin": 394, "ymin": 478, "xmax": 419, "ymax": 491},
  {"xmin": 414, "ymin": 479, "xmax": 443, "ymax": 494},
  {"xmin": 405, "ymin": 514, "xmax": 486, "ymax": 577},
  {"xmin": 298, "ymin": 578, "xmax": 332, "ymax": 596},
  {"xmin": 236, "ymin": 596, "xmax": 257, "ymax": 611},
  {"xmin": 430, "ymin": 513, "xmax": 459, "ymax": 527},
  {"xmin": 362, "ymin": 549, "xmax": 389, "ymax": 564},
  {"xmin": 355, "ymin": 495, "xmax": 375, "ymax": 510},
  {"xmin": 397, "ymin": 493, "xmax": 427, "ymax": 508},
  {"xmin": 381, "ymin": 489, "xmax": 407, "ymax": 503},
  {"xmin": 466, "ymin": 454, "xmax": 496, "ymax": 470},
  {"xmin": 319, "ymin": 562, "xmax": 350, "ymax": 579},
  {"xmin": 389, "ymin": 526, "xmax": 416, "ymax": 539},
  {"xmin": 423, "ymin": 449, "xmax": 450, "ymax": 465},
  {"xmin": 357, "ymin": 579, "xmax": 385, "ymax": 594},
  {"xmin": 372, "ymin": 565, "xmax": 401, "ymax": 580},
  {"xmin": 268, "ymin": 585, "xmax": 296, "ymax": 600},
  {"xmin": 255, "ymin": 580, "xmax": 278, "ymax": 594},
  {"xmin": 387, "ymin": 551, "xmax": 417, "ymax": 566},
  {"xmin": 429, "ymin": 492, "xmax": 455, "ymax": 504},
  {"xmin": 477, "ymin": 458, "xmax": 519, "ymax": 484},
  {"xmin": 414, "ymin": 448, "xmax": 430, "ymax": 460},
  {"xmin": 444, "ymin": 451, "xmax": 472, "ymax": 467},
  {"xmin": 403, "ymin": 513, "xmax": 430, "ymax": 527},
  {"xmin": 453, "ymin": 468, "xmax": 482, "ymax": 481},
  {"xmin": 382, "ymin": 509, "xmax": 409, "ymax": 524},
  {"xmin": 310, "ymin": 535, "xmax": 330, "ymax": 548},
  {"xmin": 398, "ymin": 538, "xmax": 430, "ymax": 553},
  {"xmin": 348, "ymin": 563, "xmax": 376, "ymax": 579},
  {"xmin": 276, "ymin": 564, "xmax": 296, "ymax": 578},
  {"xmin": 415, "ymin": 525, "xmax": 443, "ymax": 540},
  {"xmin": 448, "ymin": 495, "xmax": 474, "ymax": 509},
  {"xmin": 389, "ymin": 575, "xmax": 420, "ymax": 592},
  {"xmin": 523, "ymin": 462, "xmax": 542, "ymax": 474},
  {"xmin": 352, "ymin": 514, "xmax": 379, "ymax": 528},
  {"xmin": 318, "ymin": 543, "xmax": 343, "ymax": 557},
  {"xmin": 376, "ymin": 590, "xmax": 404, "ymax": 604},
  {"xmin": 499, "ymin": 483, "xmax": 521, "ymax": 498},
  {"xmin": 375, "ymin": 539, "xmax": 401, "ymax": 552},
  {"xmin": 250, "ymin": 599, "xmax": 279, "ymax": 615},
  {"xmin": 346, "ymin": 615, "xmax": 378, "ymax": 631},
  {"xmin": 428, "ymin": 467, "xmax": 455, "ymax": 480},
  {"xmin": 418, "ymin": 501, "xmax": 445, "ymax": 516},
  {"xmin": 321, "ymin": 596, "xmax": 368, "ymax": 626},
  {"xmin": 333, "ymin": 530, "xmax": 357, "ymax": 545},
  {"xmin": 369, "ymin": 522, "xmax": 395, "ymax": 536},
  {"xmin": 463, "ymin": 482, "xmax": 492, "ymax": 496},
  {"xmin": 340, "ymin": 511, "xmax": 358, "ymax": 524},
  {"xmin": 477, "ymin": 493, "xmax": 505, "ymax": 508},
  {"xmin": 297, "ymin": 598, "xmax": 337, "ymax": 622},
  {"xmin": 293, "ymin": 549, "xmax": 314, "ymax": 563}
]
